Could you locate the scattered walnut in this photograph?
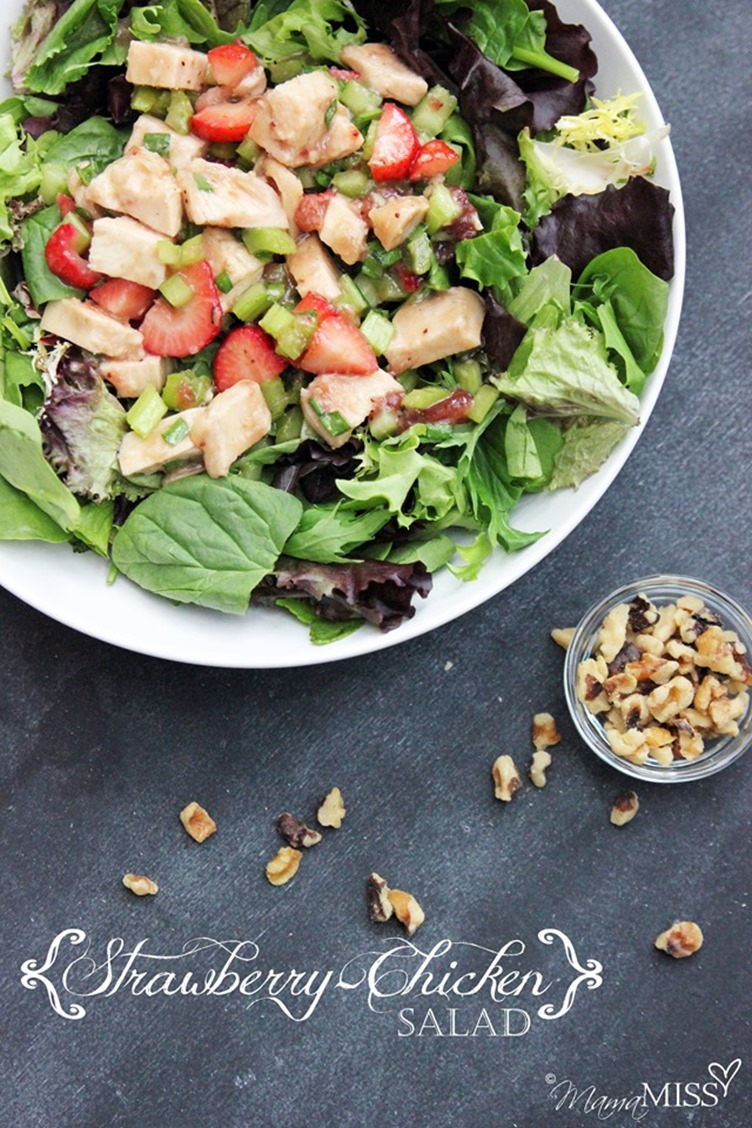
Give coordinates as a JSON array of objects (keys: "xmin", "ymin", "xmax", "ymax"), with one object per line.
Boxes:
[
  {"xmin": 654, "ymin": 920, "xmax": 704, "ymax": 958},
  {"xmin": 265, "ymin": 846, "xmax": 302, "ymax": 887},
  {"xmin": 492, "ymin": 755, "xmax": 522, "ymax": 802},
  {"xmin": 609, "ymin": 791, "xmax": 639, "ymax": 826},
  {"xmin": 388, "ymin": 889, "xmax": 425, "ymax": 936},
  {"xmin": 573, "ymin": 591, "xmax": 751, "ymax": 766},
  {"xmin": 529, "ymin": 750, "xmax": 552, "ymax": 788},
  {"xmin": 367, "ymin": 872, "xmax": 394, "ymax": 923},
  {"xmin": 317, "ymin": 787, "xmax": 346, "ymax": 828},
  {"xmin": 122, "ymin": 873, "xmax": 158, "ymax": 896},
  {"xmin": 276, "ymin": 812, "xmax": 322, "ymax": 848},
  {"xmin": 531, "ymin": 712, "xmax": 561, "ymax": 752},
  {"xmin": 179, "ymin": 801, "xmax": 217, "ymax": 843},
  {"xmin": 551, "ymin": 627, "xmax": 575, "ymax": 650}
]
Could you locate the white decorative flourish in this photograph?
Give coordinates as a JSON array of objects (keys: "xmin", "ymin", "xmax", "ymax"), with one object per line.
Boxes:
[
  {"xmin": 536, "ymin": 928, "xmax": 603, "ymax": 1020},
  {"xmin": 707, "ymin": 1059, "xmax": 741, "ymax": 1097},
  {"xmin": 20, "ymin": 929, "xmax": 88, "ymax": 1020}
]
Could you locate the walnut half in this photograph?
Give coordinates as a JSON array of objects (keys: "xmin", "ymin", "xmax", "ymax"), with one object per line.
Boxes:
[
  {"xmin": 265, "ymin": 846, "xmax": 302, "ymax": 887},
  {"xmin": 122, "ymin": 873, "xmax": 158, "ymax": 896},
  {"xmin": 492, "ymin": 755, "xmax": 522, "ymax": 802},
  {"xmin": 388, "ymin": 889, "xmax": 425, "ymax": 936},
  {"xmin": 655, "ymin": 920, "xmax": 704, "ymax": 958},
  {"xmin": 610, "ymin": 791, "xmax": 639, "ymax": 826},
  {"xmin": 317, "ymin": 787, "xmax": 346, "ymax": 828},
  {"xmin": 179, "ymin": 801, "xmax": 217, "ymax": 843}
]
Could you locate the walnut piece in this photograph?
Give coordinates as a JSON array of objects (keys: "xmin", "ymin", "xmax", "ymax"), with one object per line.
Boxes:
[
  {"xmin": 276, "ymin": 811, "xmax": 322, "ymax": 848},
  {"xmin": 654, "ymin": 920, "xmax": 704, "ymax": 958},
  {"xmin": 265, "ymin": 846, "xmax": 302, "ymax": 887},
  {"xmin": 551, "ymin": 627, "xmax": 575, "ymax": 650},
  {"xmin": 122, "ymin": 873, "xmax": 158, "ymax": 896},
  {"xmin": 529, "ymin": 750, "xmax": 552, "ymax": 788},
  {"xmin": 388, "ymin": 888, "xmax": 425, "ymax": 936},
  {"xmin": 609, "ymin": 791, "xmax": 639, "ymax": 826},
  {"xmin": 492, "ymin": 755, "xmax": 522, "ymax": 802},
  {"xmin": 317, "ymin": 787, "xmax": 346, "ymax": 828},
  {"xmin": 179, "ymin": 801, "xmax": 217, "ymax": 843},
  {"xmin": 367, "ymin": 872, "xmax": 394, "ymax": 923},
  {"xmin": 532, "ymin": 712, "xmax": 561, "ymax": 752}
]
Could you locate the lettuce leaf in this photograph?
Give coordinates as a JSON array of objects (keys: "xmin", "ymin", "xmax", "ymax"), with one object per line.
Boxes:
[
  {"xmin": 455, "ymin": 195, "xmax": 527, "ymax": 304},
  {"xmin": 0, "ymin": 474, "xmax": 71, "ymax": 542},
  {"xmin": 22, "ymin": 0, "xmax": 124, "ymax": 96},
  {"xmin": 0, "ymin": 113, "xmax": 44, "ymax": 242},
  {"xmin": 111, "ymin": 476, "xmax": 303, "ymax": 614},
  {"xmin": 244, "ymin": 0, "xmax": 366, "ymax": 64},
  {"xmin": 129, "ymin": 0, "xmax": 239, "ymax": 46},
  {"xmin": 284, "ymin": 504, "xmax": 392, "ymax": 563},
  {"xmin": 549, "ymin": 418, "xmax": 630, "ymax": 490},
  {"xmin": 0, "ymin": 398, "xmax": 81, "ymax": 531}
]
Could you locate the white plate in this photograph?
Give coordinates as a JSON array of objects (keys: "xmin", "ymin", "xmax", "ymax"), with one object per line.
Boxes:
[{"xmin": 0, "ymin": 0, "xmax": 685, "ymax": 668}]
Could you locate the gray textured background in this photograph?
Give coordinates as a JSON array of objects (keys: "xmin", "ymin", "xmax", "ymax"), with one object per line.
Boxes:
[{"xmin": 2, "ymin": 0, "xmax": 751, "ymax": 1125}]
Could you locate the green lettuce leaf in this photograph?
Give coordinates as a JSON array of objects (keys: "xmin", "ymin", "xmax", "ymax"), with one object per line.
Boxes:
[
  {"xmin": 23, "ymin": 0, "xmax": 124, "ymax": 96},
  {"xmin": 284, "ymin": 504, "xmax": 391, "ymax": 563},
  {"xmin": 455, "ymin": 196, "xmax": 527, "ymax": 304},
  {"xmin": 0, "ymin": 398, "xmax": 81, "ymax": 531},
  {"xmin": 0, "ymin": 475, "xmax": 71, "ymax": 543},
  {"xmin": 549, "ymin": 418, "xmax": 631, "ymax": 490},
  {"xmin": 130, "ymin": 0, "xmax": 238, "ymax": 47},
  {"xmin": 42, "ymin": 117, "xmax": 126, "ymax": 180},
  {"xmin": 244, "ymin": 0, "xmax": 366, "ymax": 65},
  {"xmin": 275, "ymin": 597, "xmax": 363, "ymax": 645},
  {"xmin": 507, "ymin": 256, "xmax": 571, "ymax": 326},
  {"xmin": 495, "ymin": 319, "xmax": 641, "ymax": 425},
  {"xmin": 434, "ymin": 0, "xmax": 578, "ymax": 81},
  {"xmin": 0, "ymin": 113, "xmax": 44, "ymax": 242},
  {"xmin": 111, "ymin": 476, "xmax": 303, "ymax": 614}
]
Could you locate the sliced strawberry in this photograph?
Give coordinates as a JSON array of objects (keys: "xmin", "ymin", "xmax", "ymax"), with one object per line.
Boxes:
[
  {"xmin": 294, "ymin": 189, "xmax": 334, "ymax": 233},
  {"xmin": 295, "ymin": 292, "xmax": 337, "ymax": 322},
  {"xmin": 90, "ymin": 278, "xmax": 156, "ymax": 321},
  {"xmin": 297, "ymin": 309, "xmax": 378, "ymax": 376},
  {"xmin": 409, "ymin": 139, "xmax": 460, "ymax": 180},
  {"xmin": 207, "ymin": 42, "xmax": 257, "ymax": 87},
  {"xmin": 141, "ymin": 260, "xmax": 222, "ymax": 358},
  {"xmin": 190, "ymin": 97, "xmax": 258, "ymax": 142},
  {"xmin": 56, "ymin": 193, "xmax": 76, "ymax": 217},
  {"xmin": 213, "ymin": 325, "xmax": 288, "ymax": 391},
  {"xmin": 392, "ymin": 263, "xmax": 422, "ymax": 293},
  {"xmin": 368, "ymin": 103, "xmax": 420, "ymax": 183},
  {"xmin": 44, "ymin": 223, "xmax": 102, "ymax": 290}
]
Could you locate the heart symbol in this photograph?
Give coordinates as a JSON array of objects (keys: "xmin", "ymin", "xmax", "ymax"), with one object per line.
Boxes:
[{"xmin": 708, "ymin": 1059, "xmax": 741, "ymax": 1095}]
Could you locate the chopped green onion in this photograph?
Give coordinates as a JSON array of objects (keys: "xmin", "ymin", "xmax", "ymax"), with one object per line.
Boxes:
[
  {"xmin": 166, "ymin": 91, "xmax": 194, "ymax": 135},
  {"xmin": 398, "ymin": 369, "xmax": 419, "ymax": 393},
  {"xmin": 242, "ymin": 227, "xmax": 297, "ymax": 257},
  {"xmin": 324, "ymin": 98, "xmax": 338, "ymax": 128},
  {"xmin": 454, "ymin": 359, "xmax": 482, "ymax": 394},
  {"xmin": 309, "ymin": 399, "xmax": 351, "ymax": 437},
  {"xmin": 361, "ymin": 256, "xmax": 385, "ymax": 279},
  {"xmin": 275, "ymin": 405, "xmax": 303, "ymax": 443},
  {"xmin": 159, "ymin": 273, "xmax": 194, "ymax": 308},
  {"xmin": 162, "ymin": 417, "xmax": 190, "ymax": 445},
  {"xmin": 467, "ymin": 385, "xmax": 499, "ymax": 424},
  {"xmin": 369, "ymin": 241, "xmax": 403, "ymax": 268},
  {"xmin": 126, "ymin": 385, "xmax": 168, "ymax": 438},
  {"xmin": 143, "ymin": 132, "xmax": 171, "ymax": 157},
  {"xmin": 215, "ymin": 270, "xmax": 233, "ymax": 293},
  {"xmin": 410, "ymin": 86, "xmax": 458, "ymax": 138},
  {"xmin": 260, "ymin": 377, "xmax": 289, "ymax": 419},
  {"xmin": 360, "ymin": 310, "xmax": 394, "ymax": 356},
  {"xmin": 193, "ymin": 172, "xmax": 214, "ymax": 192}
]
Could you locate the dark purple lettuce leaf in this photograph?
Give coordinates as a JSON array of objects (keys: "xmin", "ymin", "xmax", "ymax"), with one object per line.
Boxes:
[
  {"xmin": 473, "ymin": 122, "xmax": 528, "ymax": 211},
  {"xmin": 272, "ymin": 439, "xmax": 361, "ymax": 504},
  {"xmin": 22, "ymin": 66, "xmax": 134, "ymax": 137},
  {"xmin": 254, "ymin": 558, "xmax": 432, "ymax": 631},
  {"xmin": 531, "ymin": 179, "xmax": 676, "ymax": 281},
  {"xmin": 515, "ymin": 0, "xmax": 598, "ymax": 131},
  {"xmin": 483, "ymin": 293, "xmax": 527, "ymax": 367}
]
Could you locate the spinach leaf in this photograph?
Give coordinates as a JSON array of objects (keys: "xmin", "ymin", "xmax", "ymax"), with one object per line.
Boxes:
[
  {"xmin": 0, "ymin": 475, "xmax": 71, "ymax": 543},
  {"xmin": 43, "ymin": 117, "xmax": 126, "ymax": 179},
  {"xmin": 275, "ymin": 597, "xmax": 363, "ymax": 645},
  {"xmin": 24, "ymin": 0, "xmax": 124, "ymax": 96},
  {"xmin": 284, "ymin": 504, "xmax": 392, "ymax": 563},
  {"xmin": 76, "ymin": 499, "xmax": 115, "ymax": 556},
  {"xmin": 0, "ymin": 398, "xmax": 81, "ymax": 531},
  {"xmin": 112, "ymin": 476, "xmax": 303, "ymax": 614},
  {"xmin": 21, "ymin": 205, "xmax": 86, "ymax": 307}
]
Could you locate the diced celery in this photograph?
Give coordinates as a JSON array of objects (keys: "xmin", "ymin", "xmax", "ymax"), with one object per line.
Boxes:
[
  {"xmin": 269, "ymin": 57, "xmax": 306, "ymax": 83},
  {"xmin": 426, "ymin": 182, "xmax": 463, "ymax": 234},
  {"xmin": 232, "ymin": 281, "xmax": 276, "ymax": 322},
  {"xmin": 275, "ymin": 313, "xmax": 317, "ymax": 361},
  {"xmin": 402, "ymin": 387, "xmax": 447, "ymax": 410},
  {"xmin": 360, "ymin": 256, "xmax": 384, "ymax": 279},
  {"xmin": 369, "ymin": 405, "xmax": 400, "ymax": 440},
  {"xmin": 259, "ymin": 302, "xmax": 297, "ymax": 340},
  {"xmin": 162, "ymin": 371, "xmax": 211, "ymax": 411},
  {"xmin": 370, "ymin": 242, "xmax": 403, "ymax": 267},
  {"xmin": 467, "ymin": 385, "xmax": 499, "ymax": 424},
  {"xmin": 236, "ymin": 135, "xmax": 260, "ymax": 165},
  {"xmin": 398, "ymin": 369, "xmax": 419, "ymax": 393},
  {"xmin": 411, "ymin": 86, "xmax": 458, "ymax": 137},
  {"xmin": 157, "ymin": 240, "xmax": 183, "ymax": 267},
  {"xmin": 242, "ymin": 227, "xmax": 298, "ymax": 257},
  {"xmin": 215, "ymin": 271, "xmax": 233, "ymax": 293},
  {"xmin": 40, "ymin": 164, "xmax": 69, "ymax": 205},
  {"xmin": 296, "ymin": 167, "xmax": 317, "ymax": 190},
  {"xmin": 260, "ymin": 378, "xmax": 289, "ymax": 419},
  {"xmin": 159, "ymin": 274, "xmax": 194, "ymax": 308},
  {"xmin": 405, "ymin": 228, "xmax": 433, "ymax": 275},
  {"xmin": 334, "ymin": 274, "xmax": 368, "ymax": 318},
  {"xmin": 165, "ymin": 91, "xmax": 194, "ymax": 135},
  {"xmin": 354, "ymin": 271, "xmax": 407, "ymax": 305},
  {"xmin": 178, "ymin": 234, "xmax": 205, "ymax": 266},
  {"xmin": 276, "ymin": 405, "xmax": 303, "ymax": 443},
  {"xmin": 427, "ymin": 259, "xmax": 450, "ymax": 291},
  {"xmin": 130, "ymin": 86, "xmax": 158, "ymax": 114},
  {"xmin": 126, "ymin": 385, "xmax": 168, "ymax": 438},
  {"xmin": 331, "ymin": 168, "xmax": 372, "ymax": 198},
  {"xmin": 151, "ymin": 91, "xmax": 172, "ymax": 118},
  {"xmin": 361, "ymin": 119, "xmax": 379, "ymax": 162},
  {"xmin": 353, "ymin": 272, "xmax": 380, "ymax": 308},
  {"xmin": 64, "ymin": 210, "xmax": 92, "ymax": 246},
  {"xmin": 360, "ymin": 310, "xmax": 394, "ymax": 356},
  {"xmin": 340, "ymin": 80, "xmax": 382, "ymax": 119},
  {"xmin": 162, "ymin": 417, "xmax": 190, "ymax": 446},
  {"xmin": 454, "ymin": 359, "xmax": 482, "ymax": 394}
]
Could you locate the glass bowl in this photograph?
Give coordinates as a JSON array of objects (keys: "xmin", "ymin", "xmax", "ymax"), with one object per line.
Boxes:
[{"xmin": 563, "ymin": 575, "xmax": 752, "ymax": 783}]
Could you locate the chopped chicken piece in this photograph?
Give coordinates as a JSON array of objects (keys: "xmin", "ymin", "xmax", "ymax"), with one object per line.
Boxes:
[
  {"xmin": 127, "ymin": 114, "xmax": 208, "ymax": 169},
  {"xmin": 371, "ymin": 195, "xmax": 429, "ymax": 251},
  {"xmin": 191, "ymin": 381, "xmax": 272, "ymax": 477},
  {"xmin": 319, "ymin": 193, "xmax": 369, "ymax": 265},
  {"xmin": 41, "ymin": 299, "xmax": 144, "ymax": 360},
  {"xmin": 300, "ymin": 369, "xmax": 402, "ymax": 449},
  {"xmin": 286, "ymin": 234, "xmax": 342, "ymax": 302},
  {"xmin": 118, "ymin": 408, "xmax": 203, "ymax": 477},
  {"xmin": 385, "ymin": 287, "xmax": 486, "ymax": 373},
  {"xmin": 200, "ymin": 227, "xmax": 264, "ymax": 312},
  {"xmin": 340, "ymin": 42, "xmax": 428, "ymax": 106},
  {"xmin": 177, "ymin": 159, "xmax": 289, "ymax": 229},
  {"xmin": 256, "ymin": 155, "xmax": 304, "ymax": 236},
  {"xmin": 249, "ymin": 71, "xmax": 362, "ymax": 168},
  {"xmin": 88, "ymin": 216, "xmax": 171, "ymax": 290},
  {"xmin": 86, "ymin": 149, "xmax": 183, "ymax": 237},
  {"xmin": 126, "ymin": 40, "xmax": 208, "ymax": 91},
  {"xmin": 100, "ymin": 355, "xmax": 172, "ymax": 398}
]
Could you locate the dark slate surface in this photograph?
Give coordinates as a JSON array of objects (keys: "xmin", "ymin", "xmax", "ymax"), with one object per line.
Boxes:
[{"xmin": 2, "ymin": 1, "xmax": 751, "ymax": 1125}]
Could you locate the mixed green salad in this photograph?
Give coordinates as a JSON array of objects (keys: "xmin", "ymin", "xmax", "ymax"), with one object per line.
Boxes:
[{"xmin": 0, "ymin": 0, "xmax": 675, "ymax": 642}]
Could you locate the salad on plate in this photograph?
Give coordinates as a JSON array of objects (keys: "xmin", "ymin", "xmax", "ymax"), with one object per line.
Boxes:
[{"xmin": 0, "ymin": 0, "xmax": 675, "ymax": 643}]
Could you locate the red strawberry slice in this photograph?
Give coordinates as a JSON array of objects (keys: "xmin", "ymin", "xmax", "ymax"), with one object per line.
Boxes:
[
  {"xmin": 190, "ymin": 97, "xmax": 258, "ymax": 142},
  {"xmin": 368, "ymin": 103, "xmax": 420, "ymax": 183},
  {"xmin": 44, "ymin": 223, "xmax": 102, "ymax": 290},
  {"xmin": 409, "ymin": 139, "xmax": 460, "ymax": 180},
  {"xmin": 297, "ymin": 308, "xmax": 378, "ymax": 376},
  {"xmin": 90, "ymin": 278, "xmax": 156, "ymax": 321},
  {"xmin": 141, "ymin": 260, "xmax": 222, "ymax": 358},
  {"xmin": 295, "ymin": 292, "xmax": 337, "ymax": 322},
  {"xmin": 207, "ymin": 42, "xmax": 258, "ymax": 88},
  {"xmin": 213, "ymin": 325, "xmax": 288, "ymax": 391},
  {"xmin": 56, "ymin": 193, "xmax": 76, "ymax": 217}
]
